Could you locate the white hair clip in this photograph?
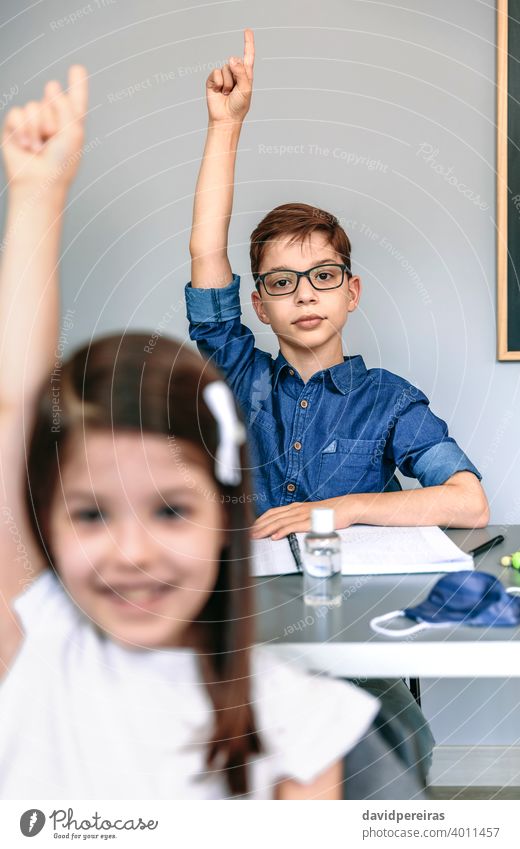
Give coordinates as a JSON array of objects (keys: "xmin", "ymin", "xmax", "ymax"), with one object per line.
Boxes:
[{"xmin": 202, "ymin": 381, "xmax": 246, "ymax": 486}]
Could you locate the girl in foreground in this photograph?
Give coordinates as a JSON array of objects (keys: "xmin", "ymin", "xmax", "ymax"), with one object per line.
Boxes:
[{"xmin": 0, "ymin": 68, "xmax": 378, "ymax": 799}]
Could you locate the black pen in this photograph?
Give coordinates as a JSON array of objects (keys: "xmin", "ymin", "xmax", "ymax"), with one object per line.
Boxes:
[
  {"xmin": 468, "ymin": 534, "xmax": 505, "ymax": 558},
  {"xmin": 287, "ymin": 533, "xmax": 303, "ymax": 572}
]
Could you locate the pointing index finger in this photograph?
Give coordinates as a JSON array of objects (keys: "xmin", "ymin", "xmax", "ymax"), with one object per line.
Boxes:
[
  {"xmin": 67, "ymin": 64, "xmax": 88, "ymax": 119},
  {"xmin": 243, "ymin": 28, "xmax": 255, "ymax": 78}
]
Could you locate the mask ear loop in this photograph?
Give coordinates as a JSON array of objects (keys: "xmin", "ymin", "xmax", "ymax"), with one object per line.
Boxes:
[{"xmin": 369, "ymin": 610, "xmax": 431, "ymax": 637}]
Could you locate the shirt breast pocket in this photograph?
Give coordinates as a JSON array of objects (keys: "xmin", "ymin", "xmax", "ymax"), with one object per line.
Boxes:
[{"xmin": 315, "ymin": 437, "xmax": 383, "ymax": 499}]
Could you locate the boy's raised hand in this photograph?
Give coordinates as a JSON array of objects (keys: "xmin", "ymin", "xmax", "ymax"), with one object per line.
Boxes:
[
  {"xmin": 206, "ymin": 28, "xmax": 254, "ymax": 125},
  {"xmin": 2, "ymin": 65, "xmax": 88, "ymax": 191}
]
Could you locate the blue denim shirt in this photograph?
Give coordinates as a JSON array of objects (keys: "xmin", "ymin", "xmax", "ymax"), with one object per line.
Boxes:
[{"xmin": 185, "ymin": 275, "xmax": 481, "ymax": 514}]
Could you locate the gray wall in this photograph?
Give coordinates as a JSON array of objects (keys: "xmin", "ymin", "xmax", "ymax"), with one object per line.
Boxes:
[
  {"xmin": 1, "ymin": 0, "xmax": 518, "ymax": 750},
  {"xmin": 1, "ymin": 0, "xmax": 518, "ymax": 523}
]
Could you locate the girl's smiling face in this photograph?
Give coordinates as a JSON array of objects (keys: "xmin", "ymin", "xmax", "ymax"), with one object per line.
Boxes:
[{"xmin": 49, "ymin": 429, "xmax": 227, "ymax": 650}]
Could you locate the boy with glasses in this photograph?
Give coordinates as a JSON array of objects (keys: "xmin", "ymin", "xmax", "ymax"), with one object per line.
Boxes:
[
  {"xmin": 183, "ymin": 30, "xmax": 491, "ymax": 788},
  {"xmin": 185, "ymin": 29, "xmax": 489, "ymax": 539}
]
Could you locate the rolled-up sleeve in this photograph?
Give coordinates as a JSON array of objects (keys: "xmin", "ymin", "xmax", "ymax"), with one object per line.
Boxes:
[
  {"xmin": 185, "ymin": 273, "xmax": 242, "ymax": 323},
  {"xmin": 184, "ymin": 274, "xmax": 270, "ymax": 404},
  {"xmin": 389, "ymin": 387, "xmax": 482, "ymax": 486}
]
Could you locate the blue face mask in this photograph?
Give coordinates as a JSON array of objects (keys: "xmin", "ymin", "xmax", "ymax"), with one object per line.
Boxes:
[{"xmin": 370, "ymin": 571, "xmax": 520, "ymax": 637}]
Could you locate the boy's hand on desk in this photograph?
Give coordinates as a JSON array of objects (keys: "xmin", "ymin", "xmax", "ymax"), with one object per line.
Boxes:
[
  {"xmin": 250, "ymin": 497, "xmax": 351, "ymax": 540},
  {"xmin": 206, "ymin": 28, "xmax": 254, "ymax": 125},
  {"xmin": 2, "ymin": 65, "xmax": 88, "ymax": 192}
]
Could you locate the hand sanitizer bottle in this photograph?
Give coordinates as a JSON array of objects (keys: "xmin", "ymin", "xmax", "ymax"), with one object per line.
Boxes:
[{"xmin": 303, "ymin": 508, "xmax": 342, "ymax": 607}]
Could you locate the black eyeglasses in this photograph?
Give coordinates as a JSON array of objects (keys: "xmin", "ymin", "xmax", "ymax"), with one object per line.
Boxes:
[{"xmin": 254, "ymin": 263, "xmax": 351, "ymax": 297}]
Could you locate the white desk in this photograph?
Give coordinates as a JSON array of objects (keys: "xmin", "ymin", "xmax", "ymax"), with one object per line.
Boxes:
[{"xmin": 254, "ymin": 527, "xmax": 520, "ymax": 677}]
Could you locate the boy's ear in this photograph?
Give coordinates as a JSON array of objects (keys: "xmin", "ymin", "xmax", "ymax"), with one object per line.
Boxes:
[
  {"xmin": 346, "ymin": 275, "xmax": 361, "ymax": 313},
  {"xmin": 251, "ymin": 289, "xmax": 271, "ymax": 324}
]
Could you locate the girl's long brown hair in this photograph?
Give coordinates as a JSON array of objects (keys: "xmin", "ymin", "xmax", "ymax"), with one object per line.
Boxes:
[{"xmin": 25, "ymin": 332, "xmax": 261, "ymax": 796}]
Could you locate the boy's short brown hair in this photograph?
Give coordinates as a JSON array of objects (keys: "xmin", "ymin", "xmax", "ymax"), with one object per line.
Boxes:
[{"xmin": 249, "ymin": 202, "xmax": 352, "ymax": 277}]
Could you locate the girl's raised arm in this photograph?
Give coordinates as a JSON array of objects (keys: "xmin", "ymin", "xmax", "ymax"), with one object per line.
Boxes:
[{"xmin": 0, "ymin": 67, "xmax": 88, "ymax": 633}]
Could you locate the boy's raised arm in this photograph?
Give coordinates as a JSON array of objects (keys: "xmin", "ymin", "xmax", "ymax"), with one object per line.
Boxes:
[
  {"xmin": 0, "ymin": 67, "xmax": 88, "ymax": 614},
  {"xmin": 189, "ymin": 29, "xmax": 254, "ymax": 288}
]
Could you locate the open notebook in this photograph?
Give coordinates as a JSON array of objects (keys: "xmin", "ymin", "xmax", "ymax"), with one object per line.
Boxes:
[{"xmin": 251, "ymin": 525, "xmax": 474, "ymax": 577}]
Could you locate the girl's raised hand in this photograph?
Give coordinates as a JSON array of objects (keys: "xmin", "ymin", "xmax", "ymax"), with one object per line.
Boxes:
[
  {"xmin": 206, "ymin": 29, "xmax": 254, "ymax": 125},
  {"xmin": 1, "ymin": 65, "xmax": 88, "ymax": 191}
]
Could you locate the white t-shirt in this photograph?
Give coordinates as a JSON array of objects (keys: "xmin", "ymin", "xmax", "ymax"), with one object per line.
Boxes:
[{"xmin": 0, "ymin": 570, "xmax": 379, "ymax": 799}]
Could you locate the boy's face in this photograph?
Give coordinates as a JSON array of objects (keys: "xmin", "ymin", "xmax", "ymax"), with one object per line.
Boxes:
[{"xmin": 251, "ymin": 232, "xmax": 360, "ymax": 358}]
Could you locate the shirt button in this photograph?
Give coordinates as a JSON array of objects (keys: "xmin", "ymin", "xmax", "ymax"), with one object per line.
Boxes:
[
  {"xmin": 300, "ymin": 399, "xmax": 308, "ymax": 409},
  {"xmin": 289, "ymin": 369, "xmax": 295, "ymax": 376},
  {"xmin": 293, "ymin": 441, "xmax": 302, "ymax": 451},
  {"xmin": 287, "ymin": 482, "xmax": 296, "ymax": 493}
]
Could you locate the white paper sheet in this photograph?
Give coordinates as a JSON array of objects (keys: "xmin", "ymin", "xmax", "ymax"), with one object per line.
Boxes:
[{"xmin": 251, "ymin": 525, "xmax": 474, "ymax": 577}]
